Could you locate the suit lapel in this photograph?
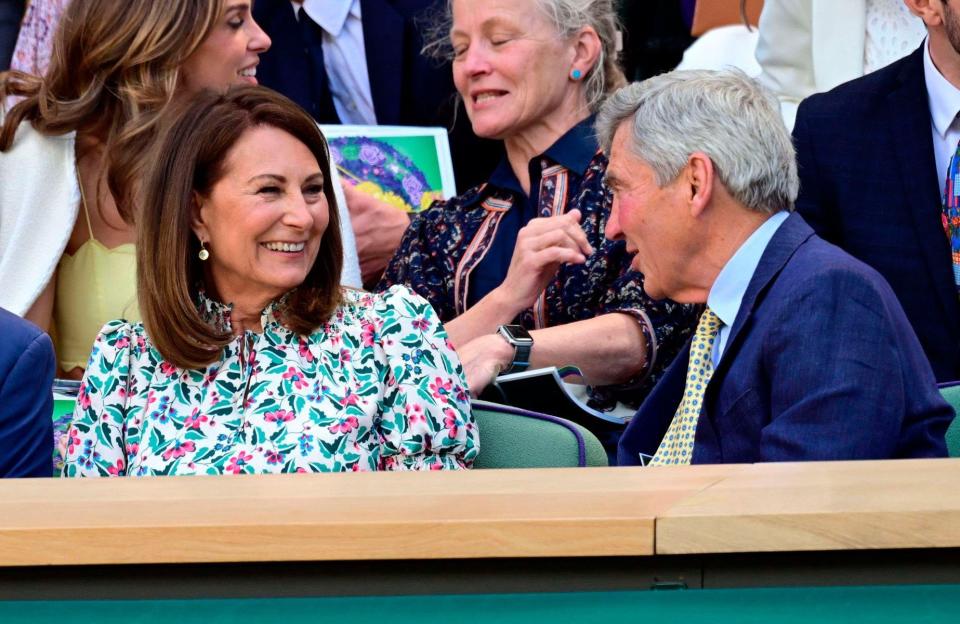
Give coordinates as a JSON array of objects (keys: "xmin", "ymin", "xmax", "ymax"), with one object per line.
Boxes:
[
  {"xmin": 360, "ymin": 0, "xmax": 404, "ymax": 124},
  {"xmin": 888, "ymin": 46, "xmax": 960, "ymax": 329},
  {"xmin": 709, "ymin": 213, "xmax": 814, "ymax": 386}
]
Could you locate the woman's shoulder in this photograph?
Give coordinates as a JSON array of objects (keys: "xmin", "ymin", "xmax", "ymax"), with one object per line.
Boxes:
[
  {"xmin": 90, "ymin": 319, "xmax": 154, "ymax": 359},
  {"xmin": 0, "ymin": 121, "xmax": 75, "ymax": 190},
  {"xmin": 2, "ymin": 120, "xmax": 75, "ymax": 154},
  {"xmin": 335, "ymin": 285, "xmax": 433, "ymax": 321}
]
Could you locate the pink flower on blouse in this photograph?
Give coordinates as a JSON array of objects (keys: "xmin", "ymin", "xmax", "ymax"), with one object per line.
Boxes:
[
  {"xmin": 282, "ymin": 367, "xmax": 308, "ymax": 390},
  {"xmin": 161, "ymin": 441, "xmax": 196, "ymax": 461},
  {"xmin": 160, "ymin": 362, "xmax": 178, "ymax": 377},
  {"xmin": 405, "ymin": 403, "xmax": 425, "ymax": 424},
  {"xmin": 265, "ymin": 409, "xmax": 295, "ymax": 423},
  {"xmin": 226, "ymin": 451, "xmax": 254, "ymax": 474},
  {"xmin": 444, "ymin": 407, "xmax": 461, "ymax": 437},
  {"xmin": 340, "ymin": 392, "xmax": 359, "ymax": 407},
  {"xmin": 66, "ymin": 429, "xmax": 81, "ymax": 456},
  {"xmin": 339, "ymin": 348, "xmax": 351, "ymax": 364},
  {"xmin": 411, "ymin": 317, "xmax": 430, "ymax": 331},
  {"xmin": 361, "ymin": 321, "xmax": 376, "ymax": 347},
  {"xmin": 429, "ymin": 377, "xmax": 452, "ymax": 401},
  {"xmin": 114, "ymin": 336, "xmax": 130, "ymax": 349},
  {"xmin": 106, "ymin": 459, "xmax": 126, "ymax": 476},
  {"xmin": 265, "ymin": 450, "xmax": 284, "ymax": 465},
  {"xmin": 183, "ymin": 409, "xmax": 208, "ymax": 430},
  {"xmin": 298, "ymin": 338, "xmax": 315, "ymax": 362},
  {"xmin": 76, "ymin": 384, "xmax": 92, "ymax": 410},
  {"xmin": 330, "ymin": 416, "xmax": 359, "ymax": 434}
]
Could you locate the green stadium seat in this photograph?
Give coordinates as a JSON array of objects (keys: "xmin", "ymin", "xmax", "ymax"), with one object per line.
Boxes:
[
  {"xmin": 471, "ymin": 400, "xmax": 608, "ymax": 469},
  {"xmin": 939, "ymin": 383, "xmax": 960, "ymax": 458}
]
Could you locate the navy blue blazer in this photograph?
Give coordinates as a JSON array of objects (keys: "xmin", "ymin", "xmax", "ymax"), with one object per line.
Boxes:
[
  {"xmin": 0, "ymin": 308, "xmax": 53, "ymax": 477},
  {"xmin": 793, "ymin": 46, "xmax": 960, "ymax": 383},
  {"xmin": 253, "ymin": 0, "xmax": 502, "ymax": 192},
  {"xmin": 617, "ymin": 213, "xmax": 951, "ymax": 466}
]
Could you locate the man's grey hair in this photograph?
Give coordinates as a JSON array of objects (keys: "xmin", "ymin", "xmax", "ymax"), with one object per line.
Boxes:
[{"xmin": 595, "ymin": 69, "xmax": 799, "ymax": 214}]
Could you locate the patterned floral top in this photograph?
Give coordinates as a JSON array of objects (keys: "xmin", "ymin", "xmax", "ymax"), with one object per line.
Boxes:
[
  {"xmin": 379, "ymin": 123, "xmax": 699, "ymax": 407},
  {"xmin": 61, "ymin": 286, "xmax": 478, "ymax": 477}
]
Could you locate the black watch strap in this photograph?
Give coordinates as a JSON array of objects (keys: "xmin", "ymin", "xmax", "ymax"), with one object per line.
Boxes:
[{"xmin": 506, "ymin": 342, "xmax": 532, "ymax": 374}]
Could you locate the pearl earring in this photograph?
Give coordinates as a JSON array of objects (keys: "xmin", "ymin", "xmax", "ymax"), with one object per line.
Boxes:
[{"xmin": 198, "ymin": 241, "xmax": 210, "ymax": 261}]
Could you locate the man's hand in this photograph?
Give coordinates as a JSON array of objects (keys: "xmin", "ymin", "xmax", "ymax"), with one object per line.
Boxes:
[
  {"xmin": 342, "ymin": 183, "xmax": 411, "ymax": 286},
  {"xmin": 493, "ymin": 209, "xmax": 593, "ymax": 313},
  {"xmin": 456, "ymin": 332, "xmax": 515, "ymax": 397}
]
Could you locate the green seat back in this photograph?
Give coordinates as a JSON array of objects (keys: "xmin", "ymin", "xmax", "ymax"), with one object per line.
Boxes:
[
  {"xmin": 471, "ymin": 400, "xmax": 608, "ymax": 469},
  {"xmin": 939, "ymin": 384, "xmax": 960, "ymax": 458}
]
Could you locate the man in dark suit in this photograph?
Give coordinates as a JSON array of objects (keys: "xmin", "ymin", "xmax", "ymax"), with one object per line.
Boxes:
[
  {"xmin": 0, "ymin": 308, "xmax": 54, "ymax": 477},
  {"xmin": 597, "ymin": 70, "xmax": 950, "ymax": 466},
  {"xmin": 792, "ymin": 0, "xmax": 960, "ymax": 383}
]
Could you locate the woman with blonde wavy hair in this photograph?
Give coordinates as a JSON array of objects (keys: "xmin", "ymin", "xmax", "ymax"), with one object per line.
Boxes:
[{"xmin": 0, "ymin": 0, "xmax": 270, "ymax": 379}]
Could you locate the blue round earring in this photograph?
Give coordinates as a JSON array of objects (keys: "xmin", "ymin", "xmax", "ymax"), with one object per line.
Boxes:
[{"xmin": 571, "ymin": 69, "xmax": 582, "ymax": 81}]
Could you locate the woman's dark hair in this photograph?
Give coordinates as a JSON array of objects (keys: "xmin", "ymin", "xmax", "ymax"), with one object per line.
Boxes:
[{"xmin": 138, "ymin": 85, "xmax": 344, "ymax": 369}]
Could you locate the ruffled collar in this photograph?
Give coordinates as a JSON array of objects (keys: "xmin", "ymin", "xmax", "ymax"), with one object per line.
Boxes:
[{"xmin": 195, "ymin": 289, "xmax": 289, "ymax": 334}]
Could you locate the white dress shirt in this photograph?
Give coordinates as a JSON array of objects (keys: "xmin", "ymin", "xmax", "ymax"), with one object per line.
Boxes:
[
  {"xmin": 293, "ymin": 0, "xmax": 377, "ymax": 125},
  {"xmin": 923, "ymin": 36, "xmax": 960, "ymax": 191}
]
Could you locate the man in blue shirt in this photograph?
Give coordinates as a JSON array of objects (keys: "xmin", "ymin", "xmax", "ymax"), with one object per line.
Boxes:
[
  {"xmin": 0, "ymin": 307, "xmax": 54, "ymax": 477},
  {"xmin": 597, "ymin": 70, "xmax": 951, "ymax": 465}
]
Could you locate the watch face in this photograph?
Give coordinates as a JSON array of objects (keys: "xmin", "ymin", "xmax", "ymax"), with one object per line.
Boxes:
[{"xmin": 500, "ymin": 324, "xmax": 533, "ymax": 344}]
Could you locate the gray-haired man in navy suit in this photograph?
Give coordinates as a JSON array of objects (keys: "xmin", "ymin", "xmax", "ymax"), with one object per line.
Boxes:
[{"xmin": 598, "ymin": 70, "xmax": 950, "ymax": 466}]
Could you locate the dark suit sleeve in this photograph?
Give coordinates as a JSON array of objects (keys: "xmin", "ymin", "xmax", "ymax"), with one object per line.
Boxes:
[
  {"xmin": 0, "ymin": 331, "xmax": 54, "ymax": 477},
  {"xmin": 793, "ymin": 99, "xmax": 838, "ymax": 242},
  {"xmin": 759, "ymin": 267, "xmax": 948, "ymax": 460}
]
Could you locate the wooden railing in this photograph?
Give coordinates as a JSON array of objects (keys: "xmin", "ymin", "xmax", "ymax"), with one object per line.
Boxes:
[{"xmin": 1, "ymin": 458, "xmax": 958, "ymax": 567}]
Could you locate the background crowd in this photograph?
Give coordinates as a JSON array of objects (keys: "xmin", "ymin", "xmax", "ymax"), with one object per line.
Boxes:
[{"xmin": 0, "ymin": 0, "xmax": 956, "ymax": 478}]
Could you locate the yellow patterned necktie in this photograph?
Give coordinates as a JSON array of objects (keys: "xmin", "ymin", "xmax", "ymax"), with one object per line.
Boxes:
[{"xmin": 649, "ymin": 307, "xmax": 722, "ymax": 466}]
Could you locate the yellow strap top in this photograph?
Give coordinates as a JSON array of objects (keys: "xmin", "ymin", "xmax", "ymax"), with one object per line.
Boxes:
[{"xmin": 54, "ymin": 175, "xmax": 140, "ymax": 371}]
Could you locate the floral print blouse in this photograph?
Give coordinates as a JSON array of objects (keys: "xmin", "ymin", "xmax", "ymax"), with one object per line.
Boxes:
[{"xmin": 62, "ymin": 286, "xmax": 478, "ymax": 476}]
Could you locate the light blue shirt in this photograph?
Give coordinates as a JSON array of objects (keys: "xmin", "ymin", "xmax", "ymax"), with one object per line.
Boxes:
[
  {"xmin": 296, "ymin": 0, "xmax": 377, "ymax": 125},
  {"xmin": 706, "ymin": 210, "xmax": 790, "ymax": 366}
]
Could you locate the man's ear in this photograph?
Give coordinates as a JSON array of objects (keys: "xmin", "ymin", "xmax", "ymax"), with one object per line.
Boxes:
[
  {"xmin": 570, "ymin": 25, "xmax": 602, "ymax": 81},
  {"xmin": 903, "ymin": 0, "xmax": 944, "ymax": 27},
  {"xmin": 190, "ymin": 190, "xmax": 210, "ymax": 243},
  {"xmin": 685, "ymin": 152, "xmax": 714, "ymax": 218}
]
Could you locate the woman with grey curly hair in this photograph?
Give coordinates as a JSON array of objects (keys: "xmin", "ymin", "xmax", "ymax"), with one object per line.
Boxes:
[{"xmin": 381, "ymin": 0, "xmax": 699, "ymax": 441}]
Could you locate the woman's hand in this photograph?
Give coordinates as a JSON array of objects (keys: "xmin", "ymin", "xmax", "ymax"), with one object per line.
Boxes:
[
  {"xmin": 456, "ymin": 332, "xmax": 515, "ymax": 396},
  {"xmin": 342, "ymin": 183, "xmax": 410, "ymax": 286},
  {"xmin": 495, "ymin": 209, "xmax": 593, "ymax": 313}
]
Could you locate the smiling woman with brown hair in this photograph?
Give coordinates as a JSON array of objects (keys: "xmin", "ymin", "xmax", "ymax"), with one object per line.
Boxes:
[
  {"xmin": 62, "ymin": 86, "xmax": 477, "ymax": 477},
  {"xmin": 0, "ymin": 0, "xmax": 271, "ymax": 378}
]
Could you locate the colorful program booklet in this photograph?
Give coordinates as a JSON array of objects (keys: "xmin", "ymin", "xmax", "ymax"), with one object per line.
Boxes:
[{"xmin": 319, "ymin": 125, "xmax": 457, "ymax": 213}]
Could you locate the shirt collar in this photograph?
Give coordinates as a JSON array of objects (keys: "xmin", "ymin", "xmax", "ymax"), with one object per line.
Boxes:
[
  {"xmin": 706, "ymin": 211, "xmax": 790, "ymax": 329},
  {"xmin": 196, "ymin": 289, "xmax": 289, "ymax": 334},
  {"xmin": 487, "ymin": 115, "xmax": 599, "ymax": 193},
  {"xmin": 298, "ymin": 0, "xmax": 359, "ymax": 37},
  {"xmin": 543, "ymin": 114, "xmax": 599, "ymax": 176},
  {"xmin": 923, "ymin": 36, "xmax": 960, "ymax": 139}
]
